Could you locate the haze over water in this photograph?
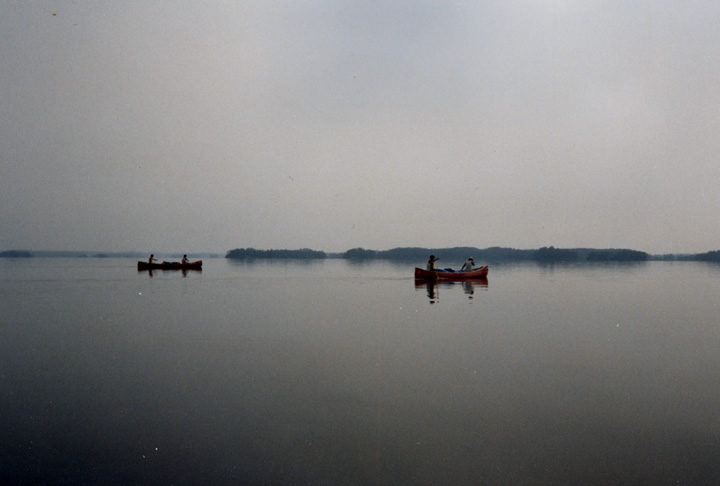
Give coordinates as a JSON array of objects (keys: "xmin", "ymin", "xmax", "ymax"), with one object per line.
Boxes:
[{"xmin": 2, "ymin": 258, "xmax": 720, "ymax": 484}]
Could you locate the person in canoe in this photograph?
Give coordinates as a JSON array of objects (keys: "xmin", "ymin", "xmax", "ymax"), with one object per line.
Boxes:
[
  {"xmin": 181, "ymin": 254, "xmax": 189, "ymax": 264},
  {"xmin": 426, "ymin": 254, "xmax": 439, "ymax": 271},
  {"xmin": 148, "ymin": 254, "xmax": 157, "ymax": 264},
  {"xmin": 461, "ymin": 257, "xmax": 475, "ymax": 272}
]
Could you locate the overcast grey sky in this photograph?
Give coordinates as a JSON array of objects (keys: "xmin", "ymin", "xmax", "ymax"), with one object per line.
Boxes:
[{"xmin": 2, "ymin": 1, "xmax": 719, "ymax": 254}]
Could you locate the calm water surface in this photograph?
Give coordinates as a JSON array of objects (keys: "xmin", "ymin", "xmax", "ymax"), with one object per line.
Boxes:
[{"xmin": 2, "ymin": 258, "xmax": 720, "ymax": 484}]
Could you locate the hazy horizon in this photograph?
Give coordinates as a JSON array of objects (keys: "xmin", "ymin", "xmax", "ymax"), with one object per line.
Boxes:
[
  {"xmin": 3, "ymin": 244, "xmax": 717, "ymax": 257},
  {"xmin": 3, "ymin": 2, "xmax": 720, "ymax": 255}
]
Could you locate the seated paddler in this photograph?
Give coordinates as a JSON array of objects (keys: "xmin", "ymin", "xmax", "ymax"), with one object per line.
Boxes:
[{"xmin": 461, "ymin": 257, "xmax": 475, "ymax": 272}]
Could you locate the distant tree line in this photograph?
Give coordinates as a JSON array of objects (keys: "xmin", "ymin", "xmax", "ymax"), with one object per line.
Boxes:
[
  {"xmin": 533, "ymin": 246, "xmax": 649, "ymax": 262},
  {"xmin": 4, "ymin": 246, "xmax": 720, "ymax": 263},
  {"xmin": 0, "ymin": 250, "xmax": 33, "ymax": 258},
  {"xmin": 223, "ymin": 246, "xmax": 720, "ymax": 262},
  {"xmin": 586, "ymin": 249, "xmax": 649, "ymax": 261},
  {"xmin": 533, "ymin": 246, "xmax": 578, "ymax": 262},
  {"xmin": 344, "ymin": 248, "xmax": 380, "ymax": 260},
  {"xmin": 694, "ymin": 250, "xmax": 720, "ymax": 262},
  {"xmin": 344, "ymin": 246, "xmax": 536, "ymax": 262},
  {"xmin": 343, "ymin": 246, "xmax": 650, "ymax": 262},
  {"xmin": 225, "ymin": 248, "xmax": 327, "ymax": 259}
]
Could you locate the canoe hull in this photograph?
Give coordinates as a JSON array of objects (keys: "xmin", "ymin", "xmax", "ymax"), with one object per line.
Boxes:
[
  {"xmin": 137, "ymin": 260, "xmax": 202, "ymax": 270},
  {"xmin": 414, "ymin": 266, "xmax": 488, "ymax": 280}
]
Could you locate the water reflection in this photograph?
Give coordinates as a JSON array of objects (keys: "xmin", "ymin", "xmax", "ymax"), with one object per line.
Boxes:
[
  {"xmin": 415, "ymin": 278, "xmax": 488, "ymax": 302},
  {"xmin": 7, "ymin": 259, "xmax": 720, "ymax": 484},
  {"xmin": 138, "ymin": 268, "xmax": 201, "ymax": 277}
]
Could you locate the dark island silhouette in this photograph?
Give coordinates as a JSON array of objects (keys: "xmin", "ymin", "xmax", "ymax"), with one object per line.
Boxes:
[
  {"xmin": 225, "ymin": 246, "xmax": 720, "ymax": 263},
  {"xmin": 3, "ymin": 247, "xmax": 720, "ymax": 263},
  {"xmin": 0, "ymin": 250, "xmax": 33, "ymax": 258}
]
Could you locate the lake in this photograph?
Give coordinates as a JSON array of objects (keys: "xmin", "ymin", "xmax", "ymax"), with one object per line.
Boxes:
[{"xmin": 2, "ymin": 257, "xmax": 720, "ymax": 485}]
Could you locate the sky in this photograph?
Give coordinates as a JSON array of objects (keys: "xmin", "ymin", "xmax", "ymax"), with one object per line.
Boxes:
[{"xmin": 2, "ymin": 1, "xmax": 720, "ymax": 255}]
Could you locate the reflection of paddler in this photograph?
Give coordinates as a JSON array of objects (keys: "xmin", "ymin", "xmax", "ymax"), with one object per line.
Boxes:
[
  {"xmin": 462, "ymin": 281, "xmax": 475, "ymax": 296},
  {"xmin": 427, "ymin": 254, "xmax": 439, "ymax": 271}
]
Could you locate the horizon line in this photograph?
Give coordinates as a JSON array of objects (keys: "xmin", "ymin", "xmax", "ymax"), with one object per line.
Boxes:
[{"xmin": 3, "ymin": 246, "xmax": 716, "ymax": 257}]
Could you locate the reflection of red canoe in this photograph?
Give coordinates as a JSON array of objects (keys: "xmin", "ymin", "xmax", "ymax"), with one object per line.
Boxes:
[
  {"xmin": 414, "ymin": 265, "xmax": 488, "ymax": 280},
  {"xmin": 414, "ymin": 278, "xmax": 488, "ymax": 290},
  {"xmin": 137, "ymin": 260, "xmax": 202, "ymax": 270}
]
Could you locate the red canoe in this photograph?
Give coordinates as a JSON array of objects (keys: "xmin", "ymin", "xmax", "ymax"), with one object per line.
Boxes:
[
  {"xmin": 414, "ymin": 265, "xmax": 488, "ymax": 280},
  {"xmin": 137, "ymin": 260, "xmax": 202, "ymax": 270}
]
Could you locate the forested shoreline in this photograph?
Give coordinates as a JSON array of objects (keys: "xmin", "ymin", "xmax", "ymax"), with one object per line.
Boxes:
[
  {"xmin": 224, "ymin": 246, "xmax": 720, "ymax": 263},
  {"xmin": 4, "ymin": 246, "xmax": 720, "ymax": 263}
]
